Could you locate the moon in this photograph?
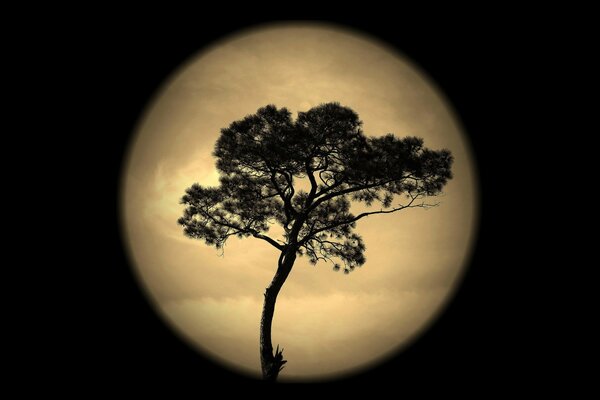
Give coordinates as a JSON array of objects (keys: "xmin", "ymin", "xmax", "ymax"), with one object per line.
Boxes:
[{"xmin": 120, "ymin": 22, "xmax": 478, "ymax": 381}]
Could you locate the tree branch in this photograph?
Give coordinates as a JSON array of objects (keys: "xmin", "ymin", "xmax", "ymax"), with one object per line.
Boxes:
[
  {"xmin": 253, "ymin": 233, "xmax": 285, "ymax": 251},
  {"xmin": 197, "ymin": 206, "xmax": 285, "ymax": 251},
  {"xmin": 304, "ymin": 162, "xmax": 318, "ymax": 209},
  {"xmin": 308, "ymin": 179, "xmax": 394, "ymax": 212},
  {"xmin": 270, "ymin": 172, "xmax": 296, "ymax": 225},
  {"xmin": 313, "ymin": 176, "xmax": 345, "ymax": 199},
  {"xmin": 299, "ymin": 194, "xmax": 433, "ymax": 245},
  {"xmin": 270, "ymin": 173, "xmax": 288, "ymax": 206}
]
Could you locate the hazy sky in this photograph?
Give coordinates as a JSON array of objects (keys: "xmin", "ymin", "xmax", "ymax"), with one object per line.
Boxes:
[{"xmin": 122, "ymin": 22, "xmax": 478, "ymax": 381}]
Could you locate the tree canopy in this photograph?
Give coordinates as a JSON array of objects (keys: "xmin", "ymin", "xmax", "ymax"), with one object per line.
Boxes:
[{"xmin": 178, "ymin": 102, "xmax": 453, "ymax": 273}]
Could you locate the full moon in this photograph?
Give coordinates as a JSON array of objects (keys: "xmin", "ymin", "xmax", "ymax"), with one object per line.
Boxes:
[{"xmin": 121, "ymin": 22, "xmax": 478, "ymax": 381}]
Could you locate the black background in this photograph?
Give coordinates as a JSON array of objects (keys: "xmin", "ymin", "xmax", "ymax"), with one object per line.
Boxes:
[{"xmin": 39, "ymin": 15, "xmax": 534, "ymax": 393}]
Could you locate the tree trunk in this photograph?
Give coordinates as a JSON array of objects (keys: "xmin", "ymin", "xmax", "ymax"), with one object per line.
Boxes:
[{"xmin": 260, "ymin": 249, "xmax": 296, "ymax": 381}]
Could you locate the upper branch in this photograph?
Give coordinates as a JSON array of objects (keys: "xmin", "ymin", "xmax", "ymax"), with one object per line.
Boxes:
[
  {"xmin": 299, "ymin": 193, "xmax": 431, "ymax": 245},
  {"xmin": 304, "ymin": 162, "xmax": 319, "ymax": 209},
  {"xmin": 308, "ymin": 179, "xmax": 395, "ymax": 212}
]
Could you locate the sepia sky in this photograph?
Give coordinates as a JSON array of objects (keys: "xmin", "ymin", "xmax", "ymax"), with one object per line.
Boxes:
[{"xmin": 121, "ymin": 22, "xmax": 478, "ymax": 381}]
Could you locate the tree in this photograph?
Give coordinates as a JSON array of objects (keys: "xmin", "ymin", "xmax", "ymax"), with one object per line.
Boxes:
[{"xmin": 178, "ymin": 103, "xmax": 453, "ymax": 381}]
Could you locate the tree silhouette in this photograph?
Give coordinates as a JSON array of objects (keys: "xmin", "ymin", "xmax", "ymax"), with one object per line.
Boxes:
[{"xmin": 178, "ymin": 103, "xmax": 453, "ymax": 381}]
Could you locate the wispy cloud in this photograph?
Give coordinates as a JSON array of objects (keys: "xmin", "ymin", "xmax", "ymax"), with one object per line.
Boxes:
[{"xmin": 160, "ymin": 289, "xmax": 446, "ymax": 380}]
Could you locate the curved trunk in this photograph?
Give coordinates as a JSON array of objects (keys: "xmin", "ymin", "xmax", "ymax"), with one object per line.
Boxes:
[{"xmin": 260, "ymin": 249, "xmax": 296, "ymax": 381}]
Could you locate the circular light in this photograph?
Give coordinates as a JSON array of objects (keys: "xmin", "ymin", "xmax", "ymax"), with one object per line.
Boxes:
[{"xmin": 120, "ymin": 22, "xmax": 479, "ymax": 381}]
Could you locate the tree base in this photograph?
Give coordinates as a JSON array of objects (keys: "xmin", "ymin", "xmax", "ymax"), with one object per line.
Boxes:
[{"xmin": 262, "ymin": 345, "xmax": 287, "ymax": 381}]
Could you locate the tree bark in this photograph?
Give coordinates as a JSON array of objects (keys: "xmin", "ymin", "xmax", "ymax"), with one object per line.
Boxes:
[{"xmin": 260, "ymin": 249, "xmax": 296, "ymax": 381}]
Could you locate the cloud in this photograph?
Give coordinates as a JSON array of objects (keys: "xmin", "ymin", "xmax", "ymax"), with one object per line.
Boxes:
[{"xmin": 159, "ymin": 289, "xmax": 446, "ymax": 380}]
